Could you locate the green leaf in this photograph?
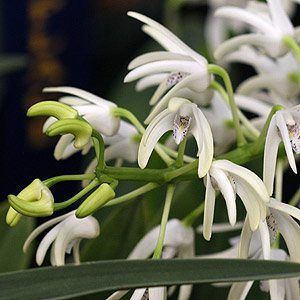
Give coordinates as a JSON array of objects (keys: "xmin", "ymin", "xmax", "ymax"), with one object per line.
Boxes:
[
  {"xmin": 0, "ymin": 202, "xmax": 35, "ymax": 272},
  {"xmin": 1, "ymin": 259, "xmax": 300, "ymax": 299}
]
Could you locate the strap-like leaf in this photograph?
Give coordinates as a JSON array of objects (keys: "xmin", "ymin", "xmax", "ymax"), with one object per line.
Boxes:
[{"xmin": 1, "ymin": 259, "xmax": 300, "ymax": 299}]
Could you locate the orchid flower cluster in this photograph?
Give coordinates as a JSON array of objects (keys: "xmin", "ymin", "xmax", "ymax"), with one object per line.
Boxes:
[{"xmin": 4, "ymin": 1, "xmax": 300, "ymax": 299}]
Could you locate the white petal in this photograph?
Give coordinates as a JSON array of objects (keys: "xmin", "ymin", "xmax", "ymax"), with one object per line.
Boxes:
[
  {"xmin": 72, "ymin": 239, "xmax": 81, "ymax": 265},
  {"xmin": 149, "ymin": 287, "xmax": 166, "ymax": 300},
  {"xmin": 271, "ymin": 209, "xmax": 300, "ymax": 262},
  {"xmin": 43, "ymin": 86, "xmax": 115, "ymax": 108},
  {"xmin": 215, "ymin": 6, "xmax": 275, "ymax": 35},
  {"xmin": 197, "ymin": 221, "xmax": 243, "ymax": 234},
  {"xmin": 138, "ymin": 110, "xmax": 174, "ymax": 169},
  {"xmin": 263, "ymin": 116, "xmax": 282, "ymax": 195},
  {"xmin": 128, "ymin": 219, "xmax": 193, "ymax": 259},
  {"xmin": 286, "ymin": 277, "xmax": 300, "ymax": 300},
  {"xmin": 190, "ymin": 105, "xmax": 214, "ymax": 178},
  {"xmin": 54, "ymin": 134, "xmax": 76, "ymax": 160},
  {"xmin": 130, "ymin": 288, "xmax": 147, "ymax": 300},
  {"xmin": 238, "ymin": 216, "xmax": 253, "ymax": 259},
  {"xmin": 258, "ymin": 219, "xmax": 271, "ymax": 260},
  {"xmin": 267, "ymin": 0, "xmax": 294, "ymax": 34},
  {"xmin": 178, "ymin": 285, "xmax": 193, "ymax": 300},
  {"xmin": 268, "ymin": 198, "xmax": 300, "ymax": 221},
  {"xmin": 276, "ymin": 111, "xmax": 297, "ymax": 173},
  {"xmin": 53, "ymin": 216, "xmax": 100, "ymax": 266},
  {"xmin": 224, "ymin": 46, "xmax": 276, "ymax": 74},
  {"xmin": 105, "ymin": 138, "xmax": 138, "ymax": 163},
  {"xmin": 23, "ymin": 211, "xmax": 74, "ymax": 253},
  {"xmin": 124, "ymin": 60, "xmax": 199, "ymax": 83},
  {"xmin": 106, "ymin": 290, "xmax": 129, "ymax": 300},
  {"xmin": 43, "ymin": 116, "xmax": 57, "ymax": 133},
  {"xmin": 136, "ymin": 73, "xmax": 168, "ymax": 91},
  {"xmin": 228, "ymin": 281, "xmax": 254, "ymax": 300},
  {"xmin": 128, "ymin": 51, "xmax": 192, "ymax": 70},
  {"xmin": 203, "ymin": 174, "xmax": 216, "ymax": 241},
  {"xmin": 234, "ymin": 94, "xmax": 272, "ymax": 117},
  {"xmin": 127, "ymin": 12, "xmax": 207, "ymax": 64},
  {"xmin": 214, "ymin": 160, "xmax": 269, "ymax": 202},
  {"xmin": 210, "ymin": 167, "xmax": 236, "ymax": 226},
  {"xmin": 36, "ymin": 223, "xmax": 63, "ymax": 266},
  {"xmin": 59, "ymin": 96, "xmax": 87, "ymax": 106},
  {"xmin": 145, "ymin": 72, "xmax": 209, "ymax": 124},
  {"xmin": 214, "ymin": 33, "xmax": 281, "ymax": 60}
]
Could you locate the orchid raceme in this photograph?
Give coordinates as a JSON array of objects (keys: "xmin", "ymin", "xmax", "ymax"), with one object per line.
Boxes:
[
  {"xmin": 263, "ymin": 105, "xmax": 300, "ymax": 195},
  {"xmin": 138, "ymin": 97, "xmax": 213, "ymax": 178},
  {"xmin": 23, "ymin": 211, "xmax": 100, "ymax": 266},
  {"xmin": 202, "ymin": 159, "xmax": 269, "ymax": 240},
  {"xmin": 214, "ymin": 0, "xmax": 295, "ymax": 59},
  {"xmin": 125, "ymin": 11, "xmax": 212, "ymax": 124},
  {"xmin": 3, "ymin": 3, "xmax": 300, "ymax": 299},
  {"xmin": 107, "ymin": 219, "xmax": 195, "ymax": 300}
]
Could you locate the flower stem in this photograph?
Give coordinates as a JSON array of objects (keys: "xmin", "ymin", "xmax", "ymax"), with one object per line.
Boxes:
[
  {"xmin": 175, "ymin": 138, "xmax": 187, "ymax": 167},
  {"xmin": 289, "ymin": 188, "xmax": 300, "ymax": 207},
  {"xmin": 92, "ymin": 129, "xmax": 105, "ymax": 171},
  {"xmin": 152, "ymin": 184, "xmax": 176, "ymax": 259},
  {"xmin": 181, "ymin": 201, "xmax": 205, "ymax": 227},
  {"xmin": 158, "ymin": 143, "xmax": 195, "ymax": 163},
  {"xmin": 113, "ymin": 107, "xmax": 174, "ymax": 166},
  {"xmin": 113, "ymin": 107, "xmax": 145, "ymax": 134},
  {"xmin": 53, "ymin": 179, "xmax": 99, "ymax": 211},
  {"xmin": 282, "ymin": 35, "xmax": 300, "ymax": 65},
  {"xmin": 253, "ymin": 105, "xmax": 284, "ymax": 154},
  {"xmin": 105, "ymin": 182, "xmax": 160, "ymax": 206},
  {"xmin": 43, "ymin": 173, "xmax": 95, "ymax": 188},
  {"xmin": 208, "ymin": 64, "xmax": 246, "ymax": 146}
]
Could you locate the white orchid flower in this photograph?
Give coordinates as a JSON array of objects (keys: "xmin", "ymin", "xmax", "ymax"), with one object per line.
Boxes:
[
  {"xmin": 263, "ymin": 105, "xmax": 300, "ymax": 195},
  {"xmin": 214, "ymin": 0, "xmax": 295, "ymax": 59},
  {"xmin": 43, "ymin": 86, "xmax": 120, "ymax": 136},
  {"xmin": 107, "ymin": 219, "xmax": 195, "ymax": 300},
  {"xmin": 138, "ymin": 97, "xmax": 213, "ymax": 178},
  {"xmin": 23, "ymin": 211, "xmax": 100, "ymax": 266},
  {"xmin": 205, "ymin": 0, "xmax": 248, "ymax": 51},
  {"xmin": 224, "ymin": 47, "xmax": 300, "ymax": 104},
  {"xmin": 202, "ymin": 91, "xmax": 272, "ymax": 155},
  {"xmin": 125, "ymin": 11, "xmax": 212, "ymax": 124},
  {"xmin": 203, "ymin": 159, "xmax": 269, "ymax": 240}
]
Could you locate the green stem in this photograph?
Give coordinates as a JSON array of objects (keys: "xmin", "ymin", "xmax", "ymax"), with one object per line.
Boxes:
[
  {"xmin": 105, "ymin": 182, "xmax": 160, "ymax": 207},
  {"xmin": 164, "ymin": 160, "xmax": 198, "ymax": 182},
  {"xmin": 113, "ymin": 107, "xmax": 174, "ymax": 166},
  {"xmin": 152, "ymin": 184, "xmax": 176, "ymax": 259},
  {"xmin": 92, "ymin": 129, "xmax": 105, "ymax": 170},
  {"xmin": 158, "ymin": 143, "xmax": 195, "ymax": 163},
  {"xmin": 282, "ymin": 35, "xmax": 300, "ymax": 65},
  {"xmin": 43, "ymin": 173, "xmax": 95, "ymax": 188},
  {"xmin": 54, "ymin": 179, "xmax": 99, "ymax": 211},
  {"xmin": 253, "ymin": 105, "xmax": 284, "ymax": 154},
  {"xmin": 113, "ymin": 107, "xmax": 145, "ymax": 134},
  {"xmin": 208, "ymin": 65, "xmax": 246, "ymax": 146},
  {"xmin": 182, "ymin": 201, "xmax": 205, "ymax": 227},
  {"xmin": 289, "ymin": 188, "xmax": 300, "ymax": 207},
  {"xmin": 175, "ymin": 138, "xmax": 187, "ymax": 167}
]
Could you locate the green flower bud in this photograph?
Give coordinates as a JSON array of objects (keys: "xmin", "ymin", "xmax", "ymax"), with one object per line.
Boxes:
[
  {"xmin": 27, "ymin": 101, "xmax": 78, "ymax": 119},
  {"xmin": 46, "ymin": 119, "xmax": 92, "ymax": 149},
  {"xmin": 76, "ymin": 183, "xmax": 115, "ymax": 218},
  {"xmin": 6, "ymin": 179, "xmax": 54, "ymax": 224}
]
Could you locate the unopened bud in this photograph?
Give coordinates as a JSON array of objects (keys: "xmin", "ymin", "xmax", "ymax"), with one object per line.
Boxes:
[
  {"xmin": 76, "ymin": 183, "xmax": 115, "ymax": 218},
  {"xmin": 27, "ymin": 101, "xmax": 78, "ymax": 119},
  {"xmin": 46, "ymin": 119, "xmax": 92, "ymax": 149}
]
